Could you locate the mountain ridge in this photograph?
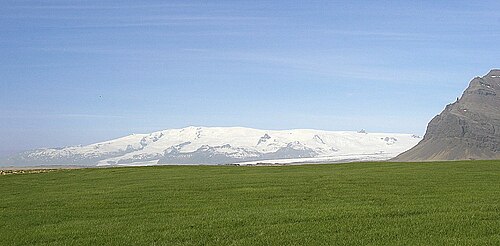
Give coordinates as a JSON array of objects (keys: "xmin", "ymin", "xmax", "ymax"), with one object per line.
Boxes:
[
  {"xmin": 393, "ymin": 69, "xmax": 500, "ymax": 161},
  {"xmin": 3, "ymin": 126, "xmax": 421, "ymax": 166}
]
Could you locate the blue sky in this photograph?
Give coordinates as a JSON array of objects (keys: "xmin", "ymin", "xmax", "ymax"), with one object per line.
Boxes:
[{"xmin": 1, "ymin": 0, "xmax": 499, "ymax": 157}]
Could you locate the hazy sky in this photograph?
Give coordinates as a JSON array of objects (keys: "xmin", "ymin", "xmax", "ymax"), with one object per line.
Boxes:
[{"xmin": 1, "ymin": 0, "xmax": 500, "ymax": 157}]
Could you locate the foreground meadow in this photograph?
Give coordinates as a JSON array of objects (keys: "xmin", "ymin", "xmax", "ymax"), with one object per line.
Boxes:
[{"xmin": 1, "ymin": 161, "xmax": 499, "ymax": 245}]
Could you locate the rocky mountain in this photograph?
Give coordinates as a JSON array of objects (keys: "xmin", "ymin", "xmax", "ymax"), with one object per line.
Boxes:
[
  {"xmin": 3, "ymin": 127, "xmax": 420, "ymax": 166},
  {"xmin": 394, "ymin": 69, "xmax": 500, "ymax": 161}
]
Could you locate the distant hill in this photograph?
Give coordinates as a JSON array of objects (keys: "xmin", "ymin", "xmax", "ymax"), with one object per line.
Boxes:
[
  {"xmin": 3, "ymin": 127, "xmax": 420, "ymax": 166},
  {"xmin": 394, "ymin": 69, "xmax": 500, "ymax": 161}
]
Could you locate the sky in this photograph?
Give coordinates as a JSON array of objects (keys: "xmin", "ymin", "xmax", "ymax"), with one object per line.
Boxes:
[{"xmin": 1, "ymin": 0, "xmax": 500, "ymax": 157}]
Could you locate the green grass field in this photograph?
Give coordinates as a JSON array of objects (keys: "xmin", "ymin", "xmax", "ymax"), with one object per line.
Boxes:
[{"xmin": 1, "ymin": 161, "xmax": 500, "ymax": 245}]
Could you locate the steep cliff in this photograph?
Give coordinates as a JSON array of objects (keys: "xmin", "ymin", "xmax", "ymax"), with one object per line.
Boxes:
[{"xmin": 394, "ymin": 69, "xmax": 500, "ymax": 161}]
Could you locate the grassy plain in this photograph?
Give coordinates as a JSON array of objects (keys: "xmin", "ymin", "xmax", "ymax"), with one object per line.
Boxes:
[{"xmin": 1, "ymin": 160, "xmax": 500, "ymax": 245}]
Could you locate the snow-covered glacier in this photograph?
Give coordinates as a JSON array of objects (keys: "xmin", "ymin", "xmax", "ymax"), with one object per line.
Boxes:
[{"xmin": 3, "ymin": 126, "xmax": 422, "ymax": 166}]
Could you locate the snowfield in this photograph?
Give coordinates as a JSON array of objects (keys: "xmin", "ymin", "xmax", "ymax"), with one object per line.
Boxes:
[{"xmin": 5, "ymin": 126, "xmax": 421, "ymax": 166}]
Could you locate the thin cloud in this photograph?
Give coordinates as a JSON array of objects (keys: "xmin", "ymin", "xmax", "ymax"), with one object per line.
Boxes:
[
  {"xmin": 0, "ymin": 113, "xmax": 129, "ymax": 120},
  {"xmin": 0, "ymin": 14, "xmax": 267, "ymax": 22},
  {"xmin": 315, "ymin": 30, "xmax": 432, "ymax": 41},
  {"xmin": 5, "ymin": 3, "xmax": 206, "ymax": 10},
  {"xmin": 3, "ymin": 15, "xmax": 269, "ymax": 30},
  {"xmin": 58, "ymin": 114, "xmax": 129, "ymax": 119},
  {"xmin": 183, "ymin": 50, "xmax": 448, "ymax": 84}
]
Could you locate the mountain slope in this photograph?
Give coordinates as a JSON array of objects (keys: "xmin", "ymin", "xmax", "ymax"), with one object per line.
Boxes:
[
  {"xmin": 394, "ymin": 69, "xmax": 500, "ymax": 161},
  {"xmin": 4, "ymin": 127, "xmax": 421, "ymax": 166}
]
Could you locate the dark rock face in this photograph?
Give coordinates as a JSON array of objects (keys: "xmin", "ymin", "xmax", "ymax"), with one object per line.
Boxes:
[
  {"xmin": 394, "ymin": 69, "xmax": 500, "ymax": 161},
  {"xmin": 157, "ymin": 142, "xmax": 318, "ymax": 165}
]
